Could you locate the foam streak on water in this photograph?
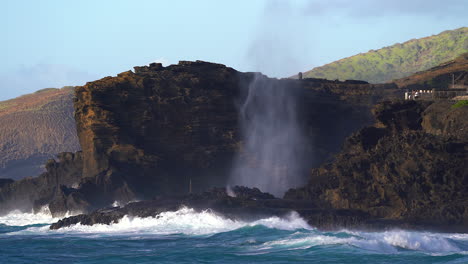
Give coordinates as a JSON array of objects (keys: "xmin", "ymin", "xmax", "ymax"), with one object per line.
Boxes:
[{"xmin": 1, "ymin": 207, "xmax": 467, "ymax": 263}]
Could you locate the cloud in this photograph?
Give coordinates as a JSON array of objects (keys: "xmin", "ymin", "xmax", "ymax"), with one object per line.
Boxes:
[
  {"xmin": 0, "ymin": 64, "xmax": 98, "ymax": 101},
  {"xmin": 304, "ymin": 0, "xmax": 468, "ymax": 18}
]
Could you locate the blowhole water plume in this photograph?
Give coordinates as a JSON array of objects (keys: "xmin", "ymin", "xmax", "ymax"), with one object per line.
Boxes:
[{"xmin": 229, "ymin": 74, "xmax": 309, "ymax": 197}]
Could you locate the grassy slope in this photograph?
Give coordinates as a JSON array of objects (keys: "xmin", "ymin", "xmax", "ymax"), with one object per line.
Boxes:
[
  {"xmin": 394, "ymin": 52, "xmax": 468, "ymax": 89},
  {"xmin": 303, "ymin": 27, "xmax": 468, "ymax": 83},
  {"xmin": 0, "ymin": 87, "xmax": 80, "ymax": 180}
]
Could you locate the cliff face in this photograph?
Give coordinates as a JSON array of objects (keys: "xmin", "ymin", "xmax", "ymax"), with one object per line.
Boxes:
[
  {"xmin": 285, "ymin": 100, "xmax": 468, "ymax": 227},
  {"xmin": 0, "ymin": 61, "xmax": 395, "ymax": 216},
  {"xmin": 70, "ymin": 61, "xmax": 389, "ymax": 211}
]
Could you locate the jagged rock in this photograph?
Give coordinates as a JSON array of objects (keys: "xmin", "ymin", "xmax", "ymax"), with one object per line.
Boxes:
[
  {"xmin": 0, "ymin": 152, "xmax": 83, "ymax": 214},
  {"xmin": 50, "ymin": 186, "xmax": 467, "ymax": 232},
  {"xmin": 54, "ymin": 60, "xmax": 391, "ymax": 214},
  {"xmin": 2, "ymin": 60, "xmax": 464, "ymax": 232},
  {"xmin": 285, "ymin": 100, "xmax": 468, "ymax": 227},
  {"xmin": 0, "ymin": 61, "xmax": 399, "ymax": 217},
  {"xmin": 49, "ymin": 186, "xmax": 366, "ymax": 230}
]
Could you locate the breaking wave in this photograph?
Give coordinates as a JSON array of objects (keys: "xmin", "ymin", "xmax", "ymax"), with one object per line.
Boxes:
[
  {"xmin": 2, "ymin": 206, "xmax": 467, "ymax": 257},
  {"xmin": 0, "ymin": 206, "xmax": 77, "ymax": 226},
  {"xmin": 250, "ymin": 229, "xmax": 468, "ymax": 255},
  {"xmin": 13, "ymin": 207, "xmax": 311, "ymax": 236}
]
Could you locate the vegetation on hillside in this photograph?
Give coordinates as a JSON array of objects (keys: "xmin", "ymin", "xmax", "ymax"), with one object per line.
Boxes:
[
  {"xmin": 0, "ymin": 87, "xmax": 80, "ymax": 180},
  {"xmin": 452, "ymin": 100, "xmax": 468, "ymax": 109},
  {"xmin": 302, "ymin": 27, "xmax": 468, "ymax": 83},
  {"xmin": 393, "ymin": 52, "xmax": 467, "ymax": 90}
]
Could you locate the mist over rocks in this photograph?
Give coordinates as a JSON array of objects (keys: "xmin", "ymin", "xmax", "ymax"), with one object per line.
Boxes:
[
  {"xmin": 68, "ymin": 60, "xmax": 390, "ymax": 214},
  {"xmin": 0, "ymin": 152, "xmax": 83, "ymax": 214},
  {"xmin": 1, "ymin": 59, "xmax": 466, "ymax": 232},
  {"xmin": 0, "ymin": 60, "xmax": 393, "ymax": 217}
]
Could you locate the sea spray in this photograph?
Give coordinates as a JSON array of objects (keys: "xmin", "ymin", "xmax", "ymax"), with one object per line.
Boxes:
[
  {"xmin": 251, "ymin": 229, "xmax": 464, "ymax": 255},
  {"xmin": 12, "ymin": 207, "xmax": 311, "ymax": 236},
  {"xmin": 0, "ymin": 205, "xmax": 77, "ymax": 226},
  {"xmin": 2, "ymin": 208, "xmax": 468, "ymax": 262},
  {"xmin": 229, "ymin": 74, "xmax": 309, "ymax": 196}
]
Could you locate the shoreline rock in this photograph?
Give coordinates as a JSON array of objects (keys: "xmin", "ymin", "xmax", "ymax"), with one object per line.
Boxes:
[{"xmin": 50, "ymin": 186, "xmax": 468, "ymax": 233}]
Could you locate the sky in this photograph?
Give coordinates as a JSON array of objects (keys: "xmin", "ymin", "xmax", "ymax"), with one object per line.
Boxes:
[{"xmin": 1, "ymin": 0, "xmax": 467, "ymax": 100}]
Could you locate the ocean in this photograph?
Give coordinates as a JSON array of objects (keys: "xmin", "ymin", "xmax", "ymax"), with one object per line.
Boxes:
[{"xmin": 1, "ymin": 207, "xmax": 467, "ymax": 264}]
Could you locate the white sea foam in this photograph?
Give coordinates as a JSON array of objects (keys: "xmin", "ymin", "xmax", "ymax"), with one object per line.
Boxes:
[
  {"xmin": 4, "ymin": 206, "xmax": 468, "ymax": 256},
  {"xmin": 11, "ymin": 208, "xmax": 311, "ymax": 237},
  {"xmin": 0, "ymin": 206, "xmax": 77, "ymax": 226},
  {"xmin": 111, "ymin": 199, "xmax": 139, "ymax": 208},
  {"xmin": 52, "ymin": 208, "xmax": 310, "ymax": 236},
  {"xmin": 252, "ymin": 229, "xmax": 466, "ymax": 255}
]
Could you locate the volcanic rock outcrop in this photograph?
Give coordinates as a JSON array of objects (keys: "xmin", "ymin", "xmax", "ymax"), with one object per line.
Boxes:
[
  {"xmin": 285, "ymin": 100, "xmax": 468, "ymax": 229},
  {"xmin": 0, "ymin": 61, "xmax": 395, "ymax": 216},
  {"xmin": 0, "ymin": 152, "xmax": 83, "ymax": 213},
  {"xmin": 50, "ymin": 99, "xmax": 468, "ymax": 232}
]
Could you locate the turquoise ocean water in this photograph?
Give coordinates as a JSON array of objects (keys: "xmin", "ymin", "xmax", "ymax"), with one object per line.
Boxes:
[{"xmin": 1, "ymin": 207, "xmax": 467, "ymax": 263}]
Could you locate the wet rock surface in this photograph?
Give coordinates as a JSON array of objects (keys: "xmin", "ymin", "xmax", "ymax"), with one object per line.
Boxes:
[{"xmin": 50, "ymin": 186, "xmax": 467, "ymax": 233}]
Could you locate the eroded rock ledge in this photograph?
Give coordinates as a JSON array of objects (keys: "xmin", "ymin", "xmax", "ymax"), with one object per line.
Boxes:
[{"xmin": 50, "ymin": 186, "xmax": 467, "ymax": 233}]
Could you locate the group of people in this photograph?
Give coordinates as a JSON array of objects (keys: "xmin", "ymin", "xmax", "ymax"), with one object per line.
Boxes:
[{"xmin": 407, "ymin": 91, "xmax": 420, "ymax": 100}]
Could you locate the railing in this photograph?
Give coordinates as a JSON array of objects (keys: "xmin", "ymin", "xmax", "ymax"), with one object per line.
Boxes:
[{"xmin": 405, "ymin": 89, "xmax": 467, "ymax": 101}]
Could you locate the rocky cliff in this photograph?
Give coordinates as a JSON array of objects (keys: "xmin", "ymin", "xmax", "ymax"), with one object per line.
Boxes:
[
  {"xmin": 285, "ymin": 100, "xmax": 468, "ymax": 228},
  {"xmin": 0, "ymin": 61, "xmax": 395, "ymax": 215}
]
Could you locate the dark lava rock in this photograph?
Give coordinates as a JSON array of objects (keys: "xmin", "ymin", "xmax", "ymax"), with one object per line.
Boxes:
[
  {"xmin": 50, "ymin": 186, "xmax": 467, "ymax": 233},
  {"xmin": 2, "ymin": 60, "xmax": 466, "ymax": 232},
  {"xmin": 40, "ymin": 60, "xmax": 393, "ymax": 216},
  {"xmin": 0, "ymin": 179, "xmax": 14, "ymax": 188},
  {"xmin": 285, "ymin": 100, "xmax": 468, "ymax": 229},
  {"xmin": 50, "ymin": 186, "xmax": 370, "ymax": 230},
  {"xmin": 0, "ymin": 152, "xmax": 83, "ymax": 214}
]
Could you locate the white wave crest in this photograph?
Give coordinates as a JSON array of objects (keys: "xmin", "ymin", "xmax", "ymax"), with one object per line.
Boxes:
[
  {"xmin": 0, "ymin": 206, "xmax": 77, "ymax": 226},
  {"xmin": 111, "ymin": 199, "xmax": 139, "ymax": 208},
  {"xmin": 252, "ymin": 229, "xmax": 466, "ymax": 255},
  {"xmin": 15, "ymin": 207, "xmax": 311, "ymax": 236},
  {"xmin": 53, "ymin": 208, "xmax": 311, "ymax": 236}
]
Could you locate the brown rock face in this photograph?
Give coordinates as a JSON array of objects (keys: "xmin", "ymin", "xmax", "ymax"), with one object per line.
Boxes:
[
  {"xmin": 285, "ymin": 100, "xmax": 468, "ymax": 227},
  {"xmin": 0, "ymin": 60, "xmax": 396, "ymax": 215},
  {"xmin": 68, "ymin": 61, "xmax": 392, "ymax": 212}
]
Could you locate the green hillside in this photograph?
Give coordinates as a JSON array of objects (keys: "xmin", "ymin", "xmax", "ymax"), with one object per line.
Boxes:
[{"xmin": 302, "ymin": 27, "xmax": 468, "ymax": 83}]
